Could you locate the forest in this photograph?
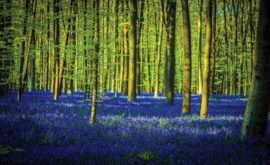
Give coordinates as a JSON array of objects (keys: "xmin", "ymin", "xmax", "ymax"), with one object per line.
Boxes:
[{"xmin": 0, "ymin": 0, "xmax": 270, "ymax": 164}]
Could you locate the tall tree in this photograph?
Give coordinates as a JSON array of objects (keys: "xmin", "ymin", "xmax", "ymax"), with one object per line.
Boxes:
[
  {"xmin": 200, "ymin": 0, "xmax": 212, "ymax": 118},
  {"xmin": 161, "ymin": 0, "xmax": 176, "ymax": 104},
  {"xmin": 210, "ymin": 0, "xmax": 216, "ymax": 98},
  {"xmin": 197, "ymin": 0, "xmax": 203, "ymax": 95},
  {"xmin": 128, "ymin": 0, "xmax": 137, "ymax": 101},
  {"xmin": 136, "ymin": 0, "xmax": 145, "ymax": 94},
  {"xmin": 53, "ymin": 0, "xmax": 60, "ymax": 100},
  {"xmin": 181, "ymin": 0, "xmax": 192, "ymax": 114},
  {"xmin": 114, "ymin": 0, "xmax": 119, "ymax": 98},
  {"xmin": 123, "ymin": 0, "xmax": 129, "ymax": 96},
  {"xmin": 222, "ymin": 0, "xmax": 229, "ymax": 95},
  {"xmin": 18, "ymin": 0, "xmax": 29, "ymax": 101},
  {"xmin": 29, "ymin": 0, "xmax": 37, "ymax": 92},
  {"xmin": 154, "ymin": 0, "xmax": 163, "ymax": 99},
  {"xmin": 241, "ymin": 0, "xmax": 270, "ymax": 140},
  {"xmin": 90, "ymin": 0, "xmax": 100, "ymax": 125},
  {"xmin": 45, "ymin": 2, "xmax": 50, "ymax": 92},
  {"xmin": 67, "ymin": 0, "xmax": 77, "ymax": 95}
]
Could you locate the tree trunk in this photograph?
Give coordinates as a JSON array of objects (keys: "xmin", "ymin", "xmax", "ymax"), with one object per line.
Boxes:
[
  {"xmin": 210, "ymin": 0, "xmax": 216, "ymax": 98},
  {"xmin": 18, "ymin": 0, "xmax": 29, "ymax": 101},
  {"xmin": 200, "ymin": 0, "xmax": 212, "ymax": 118},
  {"xmin": 128, "ymin": 0, "xmax": 137, "ymax": 101},
  {"xmin": 53, "ymin": 0, "xmax": 60, "ymax": 100},
  {"xmin": 241, "ymin": 0, "xmax": 270, "ymax": 140},
  {"xmin": 154, "ymin": 1, "xmax": 163, "ymax": 99},
  {"xmin": 181, "ymin": 0, "xmax": 192, "ymax": 114},
  {"xmin": 90, "ymin": 0, "xmax": 100, "ymax": 125},
  {"xmin": 29, "ymin": 0, "xmax": 37, "ymax": 92},
  {"xmin": 163, "ymin": 0, "xmax": 176, "ymax": 105},
  {"xmin": 222, "ymin": 0, "xmax": 229, "ymax": 95},
  {"xmin": 197, "ymin": 0, "xmax": 203, "ymax": 95},
  {"xmin": 114, "ymin": 0, "xmax": 119, "ymax": 98}
]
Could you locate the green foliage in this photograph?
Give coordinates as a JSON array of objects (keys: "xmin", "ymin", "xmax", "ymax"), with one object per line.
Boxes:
[{"xmin": 0, "ymin": 145, "xmax": 25, "ymax": 155}]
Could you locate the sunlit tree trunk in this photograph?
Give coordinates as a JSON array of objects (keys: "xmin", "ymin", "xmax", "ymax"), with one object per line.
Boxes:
[
  {"xmin": 200, "ymin": 0, "xmax": 212, "ymax": 118},
  {"xmin": 114, "ymin": 0, "xmax": 119, "ymax": 97},
  {"xmin": 45, "ymin": 2, "xmax": 50, "ymax": 92},
  {"xmin": 84, "ymin": 0, "xmax": 89, "ymax": 100},
  {"xmin": 241, "ymin": 0, "xmax": 270, "ymax": 140},
  {"xmin": 29, "ymin": 0, "xmax": 37, "ymax": 92},
  {"xmin": 128, "ymin": 0, "xmax": 137, "ymax": 101},
  {"xmin": 123, "ymin": 0, "xmax": 129, "ymax": 96},
  {"xmin": 146, "ymin": 1, "xmax": 151, "ymax": 95},
  {"xmin": 238, "ymin": 0, "xmax": 244, "ymax": 95},
  {"xmin": 222, "ymin": 0, "xmax": 228, "ymax": 95},
  {"xmin": 136, "ymin": 0, "xmax": 144, "ymax": 94},
  {"xmin": 18, "ymin": 0, "xmax": 29, "ymax": 101},
  {"xmin": 67, "ymin": 1, "xmax": 77, "ymax": 95},
  {"xmin": 197, "ymin": 0, "xmax": 203, "ymax": 95},
  {"xmin": 154, "ymin": 1, "xmax": 163, "ymax": 99},
  {"xmin": 53, "ymin": 0, "xmax": 60, "ymax": 100},
  {"xmin": 210, "ymin": 0, "xmax": 216, "ymax": 98},
  {"xmin": 90, "ymin": 0, "xmax": 100, "ymax": 125},
  {"xmin": 181, "ymin": 0, "xmax": 192, "ymax": 114}
]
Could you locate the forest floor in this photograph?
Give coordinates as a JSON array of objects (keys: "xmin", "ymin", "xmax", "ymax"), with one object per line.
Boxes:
[{"xmin": 0, "ymin": 90, "xmax": 270, "ymax": 165}]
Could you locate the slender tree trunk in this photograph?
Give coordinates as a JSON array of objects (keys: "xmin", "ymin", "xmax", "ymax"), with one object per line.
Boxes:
[
  {"xmin": 45, "ymin": 2, "xmax": 50, "ymax": 92},
  {"xmin": 67, "ymin": 0, "xmax": 77, "ymax": 95},
  {"xmin": 200, "ymin": 0, "xmax": 212, "ymax": 118},
  {"xmin": 241, "ymin": 0, "xmax": 270, "ymax": 139},
  {"xmin": 18, "ymin": 0, "xmax": 29, "ymax": 101},
  {"xmin": 123, "ymin": 0, "xmax": 129, "ymax": 96},
  {"xmin": 154, "ymin": 1, "xmax": 163, "ymax": 98},
  {"xmin": 197, "ymin": 0, "xmax": 203, "ymax": 95},
  {"xmin": 53, "ymin": 0, "xmax": 60, "ymax": 100},
  {"xmin": 181, "ymin": 0, "xmax": 192, "ymax": 114},
  {"xmin": 222, "ymin": 0, "xmax": 229, "ymax": 95},
  {"xmin": 136, "ymin": 0, "xmax": 145, "ymax": 94},
  {"xmin": 90, "ymin": 0, "xmax": 100, "ymax": 125},
  {"xmin": 114, "ymin": 0, "xmax": 119, "ymax": 97},
  {"xmin": 128, "ymin": 0, "xmax": 137, "ymax": 101},
  {"xmin": 210, "ymin": 0, "xmax": 216, "ymax": 98},
  {"xmin": 146, "ymin": 1, "xmax": 151, "ymax": 95},
  {"xmin": 29, "ymin": 0, "xmax": 37, "ymax": 92}
]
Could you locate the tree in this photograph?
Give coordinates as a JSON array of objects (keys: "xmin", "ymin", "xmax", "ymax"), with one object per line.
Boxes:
[
  {"xmin": 18, "ymin": 0, "xmax": 29, "ymax": 101},
  {"xmin": 114, "ymin": 0, "xmax": 119, "ymax": 98},
  {"xmin": 241, "ymin": 0, "xmax": 270, "ymax": 140},
  {"xmin": 181, "ymin": 0, "xmax": 192, "ymax": 114},
  {"xmin": 222, "ymin": 0, "xmax": 229, "ymax": 95},
  {"xmin": 161, "ymin": 0, "xmax": 176, "ymax": 105},
  {"xmin": 200, "ymin": 0, "xmax": 212, "ymax": 118},
  {"xmin": 128, "ymin": 0, "xmax": 137, "ymax": 101},
  {"xmin": 53, "ymin": 0, "xmax": 60, "ymax": 100},
  {"xmin": 154, "ymin": 0, "xmax": 163, "ymax": 99},
  {"xmin": 197, "ymin": 0, "xmax": 203, "ymax": 95},
  {"xmin": 210, "ymin": 0, "xmax": 216, "ymax": 98},
  {"xmin": 29, "ymin": 0, "xmax": 37, "ymax": 92},
  {"xmin": 90, "ymin": 0, "xmax": 100, "ymax": 125}
]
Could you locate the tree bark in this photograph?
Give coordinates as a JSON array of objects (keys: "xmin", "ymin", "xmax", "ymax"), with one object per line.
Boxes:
[
  {"xmin": 128, "ymin": 0, "xmax": 137, "ymax": 101},
  {"xmin": 197, "ymin": 0, "xmax": 203, "ymax": 95},
  {"xmin": 181, "ymin": 0, "xmax": 192, "ymax": 114},
  {"xmin": 90, "ymin": 0, "xmax": 100, "ymax": 125},
  {"xmin": 200, "ymin": 0, "xmax": 212, "ymax": 118},
  {"xmin": 210, "ymin": 0, "xmax": 216, "ymax": 98},
  {"xmin": 241, "ymin": 0, "xmax": 270, "ymax": 140}
]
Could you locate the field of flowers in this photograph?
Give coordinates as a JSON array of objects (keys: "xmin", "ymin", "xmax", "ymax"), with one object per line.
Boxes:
[{"xmin": 0, "ymin": 90, "xmax": 270, "ymax": 164}]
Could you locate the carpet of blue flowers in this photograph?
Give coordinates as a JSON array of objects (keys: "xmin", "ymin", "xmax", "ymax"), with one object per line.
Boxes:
[{"xmin": 0, "ymin": 90, "xmax": 270, "ymax": 165}]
